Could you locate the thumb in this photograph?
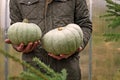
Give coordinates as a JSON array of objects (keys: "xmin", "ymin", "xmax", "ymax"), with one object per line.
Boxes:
[
  {"xmin": 5, "ymin": 39, "xmax": 12, "ymax": 44},
  {"xmin": 77, "ymin": 47, "xmax": 83, "ymax": 52}
]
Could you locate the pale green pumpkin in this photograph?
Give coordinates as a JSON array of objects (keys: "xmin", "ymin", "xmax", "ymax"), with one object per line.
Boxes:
[
  {"xmin": 42, "ymin": 24, "xmax": 83, "ymax": 55},
  {"xmin": 7, "ymin": 21, "xmax": 42, "ymax": 45}
]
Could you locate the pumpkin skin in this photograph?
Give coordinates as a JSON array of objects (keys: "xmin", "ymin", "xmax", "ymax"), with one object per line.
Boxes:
[
  {"xmin": 7, "ymin": 22, "xmax": 42, "ymax": 45},
  {"xmin": 42, "ymin": 23, "xmax": 83, "ymax": 55}
]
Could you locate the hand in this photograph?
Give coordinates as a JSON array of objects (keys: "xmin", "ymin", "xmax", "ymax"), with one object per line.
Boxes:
[
  {"xmin": 5, "ymin": 39, "xmax": 12, "ymax": 44},
  {"xmin": 48, "ymin": 47, "xmax": 83, "ymax": 60},
  {"xmin": 5, "ymin": 39, "xmax": 40, "ymax": 53},
  {"xmin": 48, "ymin": 53, "xmax": 73, "ymax": 60}
]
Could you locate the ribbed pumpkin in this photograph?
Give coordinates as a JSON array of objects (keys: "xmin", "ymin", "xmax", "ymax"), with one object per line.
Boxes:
[
  {"xmin": 7, "ymin": 19, "xmax": 42, "ymax": 45},
  {"xmin": 42, "ymin": 23, "xmax": 83, "ymax": 55}
]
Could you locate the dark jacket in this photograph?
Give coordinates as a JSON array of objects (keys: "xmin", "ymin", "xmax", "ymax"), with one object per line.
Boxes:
[{"xmin": 9, "ymin": 0, "xmax": 92, "ymax": 80}]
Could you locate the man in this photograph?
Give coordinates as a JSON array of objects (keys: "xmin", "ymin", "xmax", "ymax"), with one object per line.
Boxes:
[{"xmin": 5, "ymin": 0, "xmax": 92, "ymax": 80}]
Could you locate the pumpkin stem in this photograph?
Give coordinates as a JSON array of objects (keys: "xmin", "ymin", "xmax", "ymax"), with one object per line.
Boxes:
[
  {"xmin": 58, "ymin": 27, "xmax": 63, "ymax": 31},
  {"xmin": 23, "ymin": 18, "xmax": 29, "ymax": 23}
]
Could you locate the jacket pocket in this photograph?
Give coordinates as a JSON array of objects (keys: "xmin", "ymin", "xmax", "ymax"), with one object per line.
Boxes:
[
  {"xmin": 19, "ymin": 0, "xmax": 39, "ymax": 5},
  {"xmin": 18, "ymin": 0, "xmax": 44, "ymax": 20}
]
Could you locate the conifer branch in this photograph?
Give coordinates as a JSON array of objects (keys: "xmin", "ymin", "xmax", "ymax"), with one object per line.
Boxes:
[
  {"xmin": 101, "ymin": 0, "xmax": 120, "ymax": 41},
  {"xmin": 0, "ymin": 48, "xmax": 48, "ymax": 80},
  {"xmin": 0, "ymin": 48, "xmax": 67, "ymax": 80}
]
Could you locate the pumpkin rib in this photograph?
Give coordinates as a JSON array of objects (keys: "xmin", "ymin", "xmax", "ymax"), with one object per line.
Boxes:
[
  {"xmin": 51, "ymin": 30, "xmax": 60, "ymax": 55},
  {"xmin": 26, "ymin": 24, "xmax": 29, "ymax": 44},
  {"xmin": 52, "ymin": 29, "xmax": 67, "ymax": 55},
  {"xmin": 18, "ymin": 23, "xmax": 27, "ymax": 45},
  {"xmin": 16, "ymin": 23, "xmax": 20, "ymax": 44},
  {"xmin": 33, "ymin": 24, "xmax": 39, "ymax": 41},
  {"xmin": 28, "ymin": 25, "xmax": 35, "ymax": 43},
  {"xmin": 51, "ymin": 29, "xmax": 58, "ymax": 54},
  {"xmin": 21, "ymin": 23, "xmax": 27, "ymax": 44},
  {"xmin": 13, "ymin": 23, "xmax": 20, "ymax": 44},
  {"xmin": 65, "ymin": 27, "xmax": 80, "ymax": 50},
  {"xmin": 25, "ymin": 24, "xmax": 30, "ymax": 44},
  {"xmin": 48, "ymin": 32, "xmax": 55, "ymax": 53},
  {"xmin": 60, "ymin": 30, "xmax": 69, "ymax": 54},
  {"xmin": 50, "ymin": 31, "xmax": 56, "ymax": 54},
  {"xmin": 66, "ymin": 24, "xmax": 83, "ymax": 36},
  {"xmin": 61, "ymin": 29, "xmax": 71, "ymax": 54},
  {"xmin": 62, "ymin": 28, "xmax": 77, "ymax": 54},
  {"xmin": 66, "ymin": 23, "xmax": 83, "ymax": 46}
]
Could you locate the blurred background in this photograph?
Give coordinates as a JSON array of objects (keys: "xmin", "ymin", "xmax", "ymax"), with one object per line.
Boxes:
[{"xmin": 0, "ymin": 0, "xmax": 120, "ymax": 80}]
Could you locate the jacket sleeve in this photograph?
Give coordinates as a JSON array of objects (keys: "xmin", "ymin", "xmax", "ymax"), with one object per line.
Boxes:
[
  {"xmin": 9, "ymin": 0, "xmax": 23, "ymax": 24},
  {"xmin": 74, "ymin": 0, "xmax": 92, "ymax": 49}
]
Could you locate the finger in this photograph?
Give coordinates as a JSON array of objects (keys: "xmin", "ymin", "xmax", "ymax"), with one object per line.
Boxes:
[
  {"xmin": 5, "ymin": 39, "xmax": 12, "ymax": 44},
  {"xmin": 31, "ymin": 41, "xmax": 39, "ymax": 50},
  {"xmin": 38, "ymin": 40, "xmax": 41, "ymax": 44},
  {"xmin": 16, "ymin": 43, "xmax": 24, "ymax": 51},
  {"xmin": 60, "ymin": 54, "xmax": 65, "ymax": 57},
  {"xmin": 48, "ymin": 53, "xmax": 62, "ymax": 60},
  {"xmin": 77, "ymin": 47, "xmax": 83, "ymax": 52},
  {"xmin": 60, "ymin": 54, "xmax": 71, "ymax": 59},
  {"xmin": 22, "ymin": 42, "xmax": 33, "ymax": 53}
]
